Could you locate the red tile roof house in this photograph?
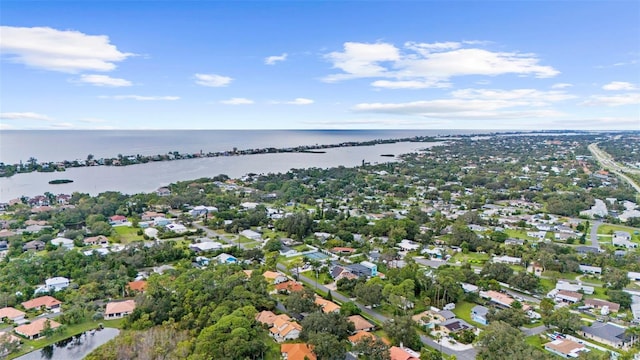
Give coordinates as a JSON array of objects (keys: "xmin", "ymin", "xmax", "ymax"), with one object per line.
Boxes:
[
  {"xmin": 104, "ymin": 300, "xmax": 136, "ymax": 319},
  {"xmin": 281, "ymin": 343, "xmax": 316, "ymax": 360},
  {"xmin": 127, "ymin": 280, "xmax": 148, "ymax": 293},
  {"xmin": 108, "ymin": 215, "xmax": 128, "ymax": 225},
  {"xmin": 0, "ymin": 307, "xmax": 26, "ymax": 324},
  {"xmin": 21, "ymin": 296, "xmax": 62, "ymax": 313},
  {"xmin": 83, "ymin": 235, "xmax": 109, "ymax": 246},
  {"xmin": 14, "ymin": 318, "xmax": 61, "ymax": 340}
]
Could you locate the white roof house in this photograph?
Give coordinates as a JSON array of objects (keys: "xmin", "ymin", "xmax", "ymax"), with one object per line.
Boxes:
[
  {"xmin": 555, "ymin": 281, "xmax": 594, "ymax": 295},
  {"xmin": 492, "ymin": 255, "xmax": 521, "ymax": 265},
  {"xmin": 398, "ymin": 239, "xmax": 420, "ymax": 251},
  {"xmin": 51, "ymin": 237, "xmax": 74, "ymax": 249},
  {"xmin": 166, "ymin": 223, "xmax": 188, "ymax": 234},
  {"xmin": 189, "ymin": 241, "xmax": 223, "ymax": 252},
  {"xmin": 579, "ymin": 265, "xmax": 602, "ymax": 275},
  {"xmin": 612, "ymin": 231, "xmax": 637, "ymax": 249},
  {"xmin": 240, "ymin": 229, "xmax": 262, "ymax": 241}
]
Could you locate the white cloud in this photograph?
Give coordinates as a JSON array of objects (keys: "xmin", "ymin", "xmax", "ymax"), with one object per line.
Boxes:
[
  {"xmin": 194, "ymin": 73, "xmax": 233, "ymax": 87},
  {"xmin": 602, "ymin": 81, "xmax": 637, "ymax": 91},
  {"xmin": 79, "ymin": 118, "xmax": 107, "ymax": 123},
  {"xmin": 77, "ymin": 74, "xmax": 132, "ymax": 87},
  {"xmin": 265, "ymin": 53, "xmax": 288, "ymax": 65},
  {"xmin": 323, "ymin": 41, "xmax": 559, "ymax": 87},
  {"xmin": 371, "ymin": 80, "xmax": 450, "ymax": 89},
  {"xmin": 99, "ymin": 95, "xmax": 180, "ymax": 101},
  {"xmin": 220, "ymin": 97, "xmax": 254, "ymax": 105},
  {"xmin": 275, "ymin": 98, "xmax": 314, "ymax": 105},
  {"xmin": 51, "ymin": 122, "xmax": 74, "ymax": 128},
  {"xmin": 582, "ymin": 93, "xmax": 640, "ymax": 106},
  {"xmin": 0, "ymin": 112, "xmax": 51, "ymax": 121},
  {"xmin": 0, "ymin": 26, "xmax": 133, "ymax": 73},
  {"xmin": 551, "ymin": 83, "xmax": 573, "ymax": 89},
  {"xmin": 352, "ymin": 88, "xmax": 572, "ymax": 120}
]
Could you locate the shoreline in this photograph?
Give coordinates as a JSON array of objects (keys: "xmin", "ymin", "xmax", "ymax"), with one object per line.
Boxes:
[{"xmin": 0, "ymin": 135, "xmax": 438, "ymax": 178}]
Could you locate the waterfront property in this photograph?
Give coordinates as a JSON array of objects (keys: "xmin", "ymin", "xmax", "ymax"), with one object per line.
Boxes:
[
  {"xmin": 104, "ymin": 300, "xmax": 136, "ymax": 319},
  {"xmin": 0, "ymin": 307, "xmax": 26, "ymax": 324},
  {"xmin": 14, "ymin": 318, "xmax": 61, "ymax": 340},
  {"xmin": 21, "ymin": 296, "xmax": 62, "ymax": 313}
]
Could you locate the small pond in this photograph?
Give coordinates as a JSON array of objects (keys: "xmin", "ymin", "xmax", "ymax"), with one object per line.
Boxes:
[{"xmin": 15, "ymin": 327, "xmax": 120, "ymax": 360}]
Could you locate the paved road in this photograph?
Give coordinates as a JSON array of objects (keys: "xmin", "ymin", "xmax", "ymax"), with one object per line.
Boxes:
[
  {"xmin": 589, "ymin": 143, "xmax": 640, "ymax": 193},
  {"xmin": 590, "ymin": 220, "xmax": 602, "ymax": 250},
  {"xmin": 276, "ymin": 263, "xmax": 478, "ymax": 360},
  {"xmin": 193, "ymin": 222, "xmax": 246, "ymax": 249}
]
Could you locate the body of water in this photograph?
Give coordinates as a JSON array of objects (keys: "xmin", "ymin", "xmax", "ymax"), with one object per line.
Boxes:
[
  {"xmin": 0, "ymin": 141, "xmax": 444, "ymax": 201},
  {"xmin": 0, "ymin": 129, "xmax": 475, "ymax": 164},
  {"xmin": 14, "ymin": 327, "xmax": 119, "ymax": 360}
]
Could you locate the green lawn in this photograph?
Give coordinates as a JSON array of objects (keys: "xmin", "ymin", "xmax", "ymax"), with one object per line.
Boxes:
[
  {"xmin": 452, "ymin": 301, "xmax": 481, "ymax": 327},
  {"xmin": 452, "ymin": 252, "xmax": 490, "ymax": 265},
  {"xmin": 597, "ymin": 224, "xmax": 640, "ymax": 238},
  {"xmin": 504, "ymin": 229, "xmax": 538, "ymax": 241},
  {"xmin": 111, "ymin": 226, "xmax": 143, "ymax": 243},
  {"xmin": 9, "ymin": 318, "xmax": 124, "ymax": 359},
  {"xmin": 525, "ymin": 334, "xmax": 546, "ymax": 349},
  {"xmin": 236, "ymin": 236, "xmax": 253, "ymax": 243}
]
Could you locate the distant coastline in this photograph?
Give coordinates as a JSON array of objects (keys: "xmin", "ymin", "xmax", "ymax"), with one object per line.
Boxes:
[{"xmin": 0, "ymin": 135, "xmax": 437, "ymax": 178}]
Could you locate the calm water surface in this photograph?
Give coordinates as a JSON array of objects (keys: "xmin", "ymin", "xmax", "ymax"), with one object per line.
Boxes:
[
  {"xmin": 14, "ymin": 328, "xmax": 119, "ymax": 360},
  {"xmin": 0, "ymin": 141, "xmax": 443, "ymax": 201}
]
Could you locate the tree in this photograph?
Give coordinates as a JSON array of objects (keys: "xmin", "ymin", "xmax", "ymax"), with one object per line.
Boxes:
[
  {"xmin": 309, "ymin": 332, "xmax": 346, "ymax": 360},
  {"xmin": 476, "ymin": 321, "xmax": 545, "ymax": 360},
  {"xmin": 300, "ymin": 311, "xmax": 354, "ymax": 342},
  {"xmin": 353, "ymin": 336, "xmax": 390, "ymax": 360},
  {"xmin": 340, "ymin": 301, "xmax": 361, "ymax": 316},
  {"xmin": 540, "ymin": 297, "xmax": 555, "ymax": 326},
  {"xmin": 384, "ymin": 316, "xmax": 421, "ymax": 350},
  {"xmin": 508, "ymin": 272, "xmax": 539, "ymax": 292},
  {"xmin": 42, "ymin": 319, "xmax": 54, "ymax": 338},
  {"xmin": 607, "ymin": 290, "xmax": 632, "ymax": 310},
  {"xmin": 354, "ymin": 279, "xmax": 384, "ymax": 307},
  {"xmin": 480, "ymin": 262, "xmax": 514, "ymax": 283},
  {"xmin": 603, "ymin": 267, "xmax": 630, "ymax": 290},
  {"xmin": 546, "ymin": 307, "xmax": 582, "ymax": 334},
  {"xmin": 285, "ymin": 288, "xmax": 316, "ymax": 314},
  {"xmin": 486, "ymin": 307, "xmax": 529, "ymax": 328}
]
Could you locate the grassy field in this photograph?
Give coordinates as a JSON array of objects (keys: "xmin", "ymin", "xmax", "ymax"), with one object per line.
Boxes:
[
  {"xmin": 9, "ymin": 318, "xmax": 124, "ymax": 359},
  {"xmin": 525, "ymin": 334, "xmax": 546, "ymax": 349},
  {"xmin": 452, "ymin": 301, "xmax": 482, "ymax": 327},
  {"xmin": 504, "ymin": 229, "xmax": 539, "ymax": 241},
  {"xmin": 452, "ymin": 252, "xmax": 490, "ymax": 265},
  {"xmin": 597, "ymin": 224, "xmax": 640, "ymax": 238},
  {"xmin": 111, "ymin": 226, "xmax": 144, "ymax": 243}
]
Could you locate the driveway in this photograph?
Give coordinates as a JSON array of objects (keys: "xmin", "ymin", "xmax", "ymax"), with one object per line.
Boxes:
[
  {"xmin": 277, "ymin": 263, "xmax": 478, "ymax": 359},
  {"xmin": 590, "ymin": 220, "xmax": 602, "ymax": 250}
]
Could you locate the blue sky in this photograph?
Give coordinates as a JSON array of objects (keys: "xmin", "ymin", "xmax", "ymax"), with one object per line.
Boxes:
[{"xmin": 1, "ymin": 1, "xmax": 639, "ymax": 130}]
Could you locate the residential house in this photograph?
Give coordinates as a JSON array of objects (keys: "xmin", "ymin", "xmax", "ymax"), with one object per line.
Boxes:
[
  {"xmin": 360, "ymin": 261, "xmax": 378, "ymax": 276},
  {"xmin": 441, "ymin": 318, "xmax": 473, "ymax": 334},
  {"xmin": 216, "ymin": 253, "xmax": 237, "ymax": 264},
  {"xmin": 554, "ymin": 290, "xmax": 583, "ymax": 304},
  {"xmin": 188, "ymin": 241, "xmax": 223, "ymax": 253},
  {"xmin": 628, "ymin": 272, "xmax": 640, "ymax": 281},
  {"xmin": 262, "ymin": 271, "xmax": 289, "ymax": 285},
  {"xmin": 14, "ymin": 318, "xmax": 61, "ymax": 340},
  {"xmin": 555, "ymin": 281, "xmax": 594, "ymax": 295},
  {"xmin": 50, "ymin": 237, "xmax": 74, "ymax": 249},
  {"xmin": 481, "ymin": 290, "xmax": 517, "ymax": 308},
  {"xmin": 166, "ymin": 223, "xmax": 187, "ymax": 234},
  {"xmin": 471, "ymin": 305, "xmax": 489, "ymax": 325},
  {"xmin": 348, "ymin": 330, "xmax": 377, "ymax": 345},
  {"xmin": 461, "ymin": 283, "xmax": 479, "ymax": 293},
  {"xmin": 0, "ymin": 307, "xmax": 26, "ymax": 324},
  {"xmin": 398, "ymin": 239, "xmax": 420, "ymax": 252},
  {"xmin": 584, "ymin": 299, "xmax": 620, "ymax": 313},
  {"xmin": 544, "ymin": 339, "xmax": 588, "ymax": 358},
  {"xmin": 578, "ymin": 265, "xmax": 602, "ymax": 275},
  {"xmin": 104, "ymin": 300, "xmax": 136, "ymax": 319},
  {"xmin": 153, "ymin": 217, "xmax": 171, "ymax": 226},
  {"xmin": 127, "ymin": 280, "xmax": 147, "ymax": 293},
  {"xmin": 21, "ymin": 296, "xmax": 62, "ymax": 312},
  {"xmin": 492, "ymin": 255, "xmax": 521, "ymax": 265},
  {"xmin": 612, "ymin": 231, "xmax": 637, "ymax": 249},
  {"xmin": 281, "ymin": 343, "xmax": 316, "ymax": 360},
  {"xmin": 575, "ymin": 246, "xmax": 600, "ymax": 255},
  {"xmin": 83, "ymin": 235, "xmax": 109, "ymax": 246},
  {"xmin": 275, "ymin": 281, "xmax": 304, "ymax": 293},
  {"xmin": 155, "ymin": 187, "xmax": 171, "ymax": 196},
  {"xmin": 270, "ymin": 315, "xmax": 302, "ymax": 342},
  {"xmin": 580, "ymin": 322, "xmax": 637, "ymax": 350},
  {"xmin": 109, "ymin": 215, "xmax": 128, "ymax": 225},
  {"xmin": 315, "ymin": 296, "xmax": 340, "ymax": 314},
  {"xmin": 240, "ymin": 229, "xmax": 262, "ymax": 241},
  {"xmin": 189, "ymin": 205, "xmax": 218, "ymax": 217},
  {"xmin": 348, "ymin": 315, "xmax": 375, "ymax": 332},
  {"xmin": 389, "ymin": 346, "xmax": 420, "ymax": 360},
  {"xmin": 35, "ymin": 277, "xmax": 70, "ymax": 294},
  {"xmin": 504, "ymin": 238, "xmax": 525, "ymax": 246},
  {"xmin": 331, "ymin": 247, "xmax": 356, "ymax": 255},
  {"xmin": 141, "ymin": 211, "xmax": 163, "ymax": 221}
]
